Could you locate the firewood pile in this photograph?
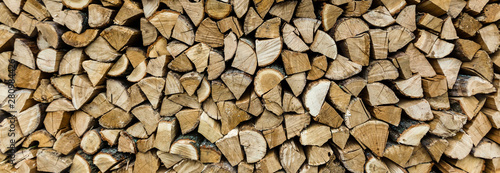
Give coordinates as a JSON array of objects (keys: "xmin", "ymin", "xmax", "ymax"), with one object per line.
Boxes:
[{"xmin": 1, "ymin": 0, "xmax": 500, "ymax": 172}]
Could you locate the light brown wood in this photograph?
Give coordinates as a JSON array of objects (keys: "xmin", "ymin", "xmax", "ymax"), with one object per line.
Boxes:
[
  {"xmin": 280, "ymin": 140, "xmax": 306, "ymax": 173},
  {"xmin": 216, "ymin": 128, "xmax": 244, "ymax": 166},
  {"xmin": 336, "ymin": 140, "xmax": 365, "ymax": 173}
]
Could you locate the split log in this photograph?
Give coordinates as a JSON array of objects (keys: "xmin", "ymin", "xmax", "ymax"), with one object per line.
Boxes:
[{"xmin": 389, "ymin": 118, "xmax": 430, "ymax": 146}]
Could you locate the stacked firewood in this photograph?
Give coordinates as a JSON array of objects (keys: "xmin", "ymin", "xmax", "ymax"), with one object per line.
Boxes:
[{"xmin": 1, "ymin": 0, "xmax": 500, "ymax": 172}]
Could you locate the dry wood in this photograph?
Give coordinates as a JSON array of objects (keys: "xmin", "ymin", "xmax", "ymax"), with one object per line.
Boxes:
[
  {"xmin": 216, "ymin": 128, "xmax": 243, "ymax": 166},
  {"xmin": 335, "ymin": 140, "xmax": 365, "ymax": 173},
  {"xmin": 263, "ymin": 125, "xmax": 287, "ymax": 149},
  {"xmin": 255, "ymin": 17, "xmax": 280, "ymax": 39},
  {"xmin": 307, "ymin": 55, "xmax": 327, "ymax": 80}
]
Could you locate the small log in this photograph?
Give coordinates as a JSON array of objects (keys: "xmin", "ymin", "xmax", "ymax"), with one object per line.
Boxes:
[
  {"xmin": 36, "ymin": 149, "xmax": 73, "ymax": 172},
  {"xmin": 232, "ymin": 39, "xmax": 257, "ymax": 74},
  {"xmin": 471, "ymin": 138, "xmax": 500, "ymax": 159},
  {"xmin": 454, "ymin": 39, "xmax": 481, "ymax": 61},
  {"xmin": 33, "ymin": 79, "xmax": 62, "ymax": 103},
  {"xmin": 12, "ymin": 13, "xmax": 37, "ymax": 37},
  {"xmin": 450, "ymin": 96, "xmax": 485, "ymax": 120},
  {"xmin": 450, "ymin": 75, "xmax": 496, "ymax": 96},
  {"xmin": 388, "ymin": 25, "xmax": 415, "ymax": 52},
  {"xmin": 286, "ymin": 72, "xmax": 307, "ymax": 97},
  {"xmin": 204, "ymin": 0, "xmax": 231, "ymax": 20},
  {"xmin": 195, "ymin": 18, "xmax": 224, "ymax": 48},
  {"xmin": 263, "ymin": 125, "xmax": 287, "ymax": 149},
  {"xmin": 80, "ymin": 129, "xmax": 102, "ymax": 155},
  {"xmin": 157, "ymin": 151, "xmax": 182, "ymax": 168},
  {"xmin": 282, "ymin": 91, "xmax": 304, "ymax": 114},
  {"xmin": 362, "ymin": 6, "xmax": 395, "ymax": 27},
  {"xmin": 255, "ymin": 17, "xmax": 280, "ymax": 39},
  {"xmin": 88, "ymin": 4, "xmax": 114, "ymax": 28},
  {"xmin": 454, "ymin": 13, "xmax": 482, "ymax": 38},
  {"xmin": 221, "ymin": 69, "xmax": 252, "ymax": 100},
  {"xmin": 12, "ymin": 38, "xmax": 38, "ymax": 69},
  {"xmin": 333, "ymin": 18, "xmax": 369, "ymax": 41},
  {"xmin": 310, "ymin": 30, "xmax": 338, "ymax": 59},
  {"xmin": 43, "ymin": 111, "xmax": 70, "ymax": 136},
  {"xmin": 279, "ymin": 140, "xmax": 307, "ymax": 173},
  {"xmin": 238, "ymin": 123, "xmax": 266, "ymax": 163},
  {"xmin": 53, "ymin": 130, "xmax": 81, "ymax": 155},
  {"xmin": 395, "ymin": 5, "xmax": 416, "ymax": 31},
  {"xmin": 125, "ymin": 47, "xmax": 146, "ymax": 68},
  {"xmin": 429, "ymin": 57, "xmax": 462, "ymax": 89},
  {"xmin": 50, "ymin": 75, "xmax": 72, "ymax": 100},
  {"xmin": 238, "ymin": 162, "xmax": 254, "ymax": 173},
  {"xmin": 254, "ymin": 68, "xmax": 284, "ymax": 97},
  {"xmin": 444, "ymin": 131, "xmax": 474, "ymax": 160},
  {"xmin": 22, "ymin": 130, "xmax": 55, "ymax": 148},
  {"xmin": 197, "ymin": 112, "xmax": 222, "ymax": 143},
  {"xmin": 244, "ymin": 7, "xmax": 263, "ymax": 35},
  {"xmin": 383, "ymin": 141, "xmax": 414, "ymax": 167},
  {"xmin": 389, "ymin": 118, "xmax": 430, "ymax": 146},
  {"xmin": 85, "ymin": 37, "xmax": 121, "ymax": 62},
  {"xmin": 256, "ymin": 38, "xmax": 282, "ymax": 67},
  {"xmin": 369, "ymin": 105, "xmax": 402, "ymax": 126},
  {"xmin": 282, "ymin": 23, "xmax": 309, "ymax": 52},
  {"xmin": 393, "ymin": 74, "xmax": 423, "ymax": 98},
  {"xmin": 148, "ymin": 10, "xmax": 179, "ymax": 39},
  {"xmin": 351, "ymin": 120, "xmax": 389, "ymax": 156},
  {"xmin": 217, "ymin": 101, "xmax": 251, "ymax": 134},
  {"xmin": 307, "ymin": 55, "xmax": 327, "ymax": 80},
  {"xmin": 344, "ymin": 97, "xmax": 371, "ymax": 129},
  {"xmin": 482, "ymin": 108, "xmax": 500, "ymax": 128},
  {"xmin": 365, "ymin": 152, "xmax": 389, "ymax": 173},
  {"xmin": 236, "ymin": 90, "xmax": 264, "ymax": 116},
  {"xmin": 126, "ymin": 59, "xmax": 147, "ymax": 82},
  {"xmin": 421, "ymin": 136, "xmax": 449, "ymax": 162},
  {"xmin": 302, "ymin": 79, "xmax": 330, "ymax": 117},
  {"xmin": 218, "ymin": 16, "xmax": 244, "ymax": 38},
  {"xmin": 428, "ymin": 111, "xmax": 467, "ymax": 137},
  {"xmin": 461, "ymin": 50, "xmax": 494, "ymax": 82},
  {"xmin": 299, "ymin": 123, "xmax": 331, "ymax": 146},
  {"xmin": 365, "ymin": 60, "xmax": 399, "ymax": 83},
  {"xmin": 114, "ymin": 0, "xmax": 143, "ymax": 25},
  {"xmin": 441, "ymin": 17, "xmax": 458, "ymax": 40},
  {"xmin": 70, "ymin": 111, "xmax": 94, "ymax": 137},
  {"xmin": 335, "ymin": 140, "xmax": 365, "ymax": 173},
  {"xmin": 99, "ymin": 108, "xmax": 133, "ymax": 129},
  {"xmin": 93, "ymin": 148, "xmax": 128, "ymax": 172},
  {"xmin": 211, "ymin": 80, "xmax": 235, "ymax": 102},
  {"xmin": 331, "ymin": 126, "xmax": 350, "ymax": 149},
  {"xmin": 398, "ymin": 99, "xmax": 434, "ymax": 121},
  {"xmin": 314, "ymin": 102, "xmax": 342, "ymax": 128},
  {"xmin": 281, "ymin": 50, "xmax": 311, "ymax": 75},
  {"xmin": 268, "ymin": 1, "xmax": 297, "ymax": 22},
  {"xmin": 172, "ymin": 160, "xmax": 204, "ymax": 173},
  {"xmin": 369, "ymin": 29, "xmax": 389, "ymax": 60},
  {"xmin": 463, "ymin": 111, "xmax": 492, "ymax": 146},
  {"xmin": 118, "ymin": 131, "xmax": 137, "ymax": 154},
  {"xmin": 164, "ymin": 71, "xmax": 184, "ymax": 96},
  {"xmin": 216, "ymin": 128, "xmax": 244, "ymax": 166},
  {"xmin": 170, "ymin": 133, "xmax": 202, "ymax": 160},
  {"xmin": 255, "ymin": 149, "xmax": 282, "ymax": 173},
  {"xmin": 0, "ymin": 3, "xmax": 16, "ymax": 27},
  {"xmin": 72, "ymin": 74, "xmax": 101, "ymax": 110},
  {"xmin": 293, "ymin": 18, "xmax": 320, "ymax": 44},
  {"xmin": 199, "ymin": 139, "xmax": 222, "ymax": 163},
  {"xmin": 140, "ymin": 18, "xmax": 157, "ymax": 46},
  {"xmin": 325, "ymin": 55, "xmax": 362, "ymax": 80},
  {"xmin": 363, "ymin": 82, "xmax": 399, "ymax": 106},
  {"xmin": 254, "ymin": 110, "xmax": 281, "ymax": 131},
  {"xmin": 172, "ymin": 15, "xmax": 195, "ymax": 45},
  {"xmin": 223, "ymin": 32, "xmax": 237, "ymax": 61}
]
